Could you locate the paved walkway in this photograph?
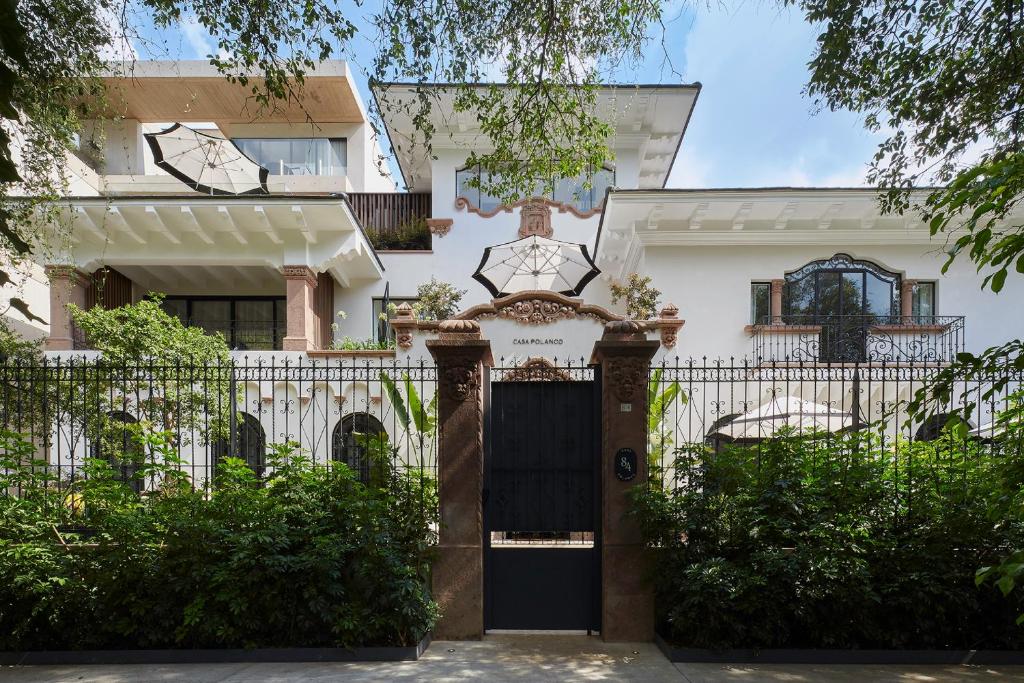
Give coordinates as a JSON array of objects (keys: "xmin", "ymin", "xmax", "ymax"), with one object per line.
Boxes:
[{"xmin": 3, "ymin": 635, "xmax": 1024, "ymax": 682}]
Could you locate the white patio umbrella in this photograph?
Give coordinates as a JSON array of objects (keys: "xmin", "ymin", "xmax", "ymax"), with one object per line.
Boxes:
[
  {"xmin": 708, "ymin": 395, "xmax": 854, "ymax": 442},
  {"xmin": 144, "ymin": 123, "xmax": 269, "ymax": 195},
  {"xmin": 472, "ymin": 235, "xmax": 600, "ymax": 297}
]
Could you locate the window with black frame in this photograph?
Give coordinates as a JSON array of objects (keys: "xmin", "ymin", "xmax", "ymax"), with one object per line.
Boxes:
[
  {"xmin": 750, "ymin": 282, "xmax": 771, "ymax": 324},
  {"xmin": 161, "ymin": 297, "xmax": 286, "ymax": 350},
  {"xmin": 90, "ymin": 411, "xmax": 144, "ymax": 493},
  {"xmin": 455, "ymin": 164, "xmax": 614, "ymax": 213},
  {"xmin": 372, "ymin": 297, "xmax": 418, "ymax": 345},
  {"xmin": 332, "ymin": 413, "xmax": 387, "ymax": 484},
  {"xmin": 212, "ymin": 412, "xmax": 266, "ymax": 476},
  {"xmin": 783, "ymin": 254, "xmax": 901, "ymax": 362}
]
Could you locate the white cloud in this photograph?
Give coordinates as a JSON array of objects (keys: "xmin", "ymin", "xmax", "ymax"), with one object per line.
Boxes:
[{"xmin": 181, "ymin": 17, "xmax": 214, "ymax": 59}]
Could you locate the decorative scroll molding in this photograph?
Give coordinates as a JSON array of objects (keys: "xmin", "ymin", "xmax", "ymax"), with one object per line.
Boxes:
[
  {"xmin": 426, "ymin": 218, "xmax": 453, "ymax": 237},
  {"xmin": 456, "ymin": 290, "xmax": 622, "ymax": 326},
  {"xmin": 391, "ymin": 292, "xmax": 684, "ymax": 350},
  {"xmin": 455, "ymin": 195, "xmax": 604, "ymax": 220},
  {"xmin": 502, "ymin": 357, "xmax": 571, "ymax": 382},
  {"xmin": 606, "ymin": 356, "xmax": 647, "ymax": 402},
  {"xmin": 280, "ymin": 265, "xmax": 317, "ymax": 286},
  {"xmin": 518, "ymin": 201, "xmax": 553, "ymax": 238},
  {"xmin": 440, "ymin": 356, "xmax": 481, "ymax": 402}
]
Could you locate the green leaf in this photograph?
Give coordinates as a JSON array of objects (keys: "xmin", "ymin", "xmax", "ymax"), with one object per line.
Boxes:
[{"xmin": 380, "ymin": 371, "xmax": 410, "ymax": 432}]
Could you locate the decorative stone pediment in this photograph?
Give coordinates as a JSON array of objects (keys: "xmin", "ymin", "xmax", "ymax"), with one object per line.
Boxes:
[
  {"xmin": 501, "ymin": 357, "xmax": 571, "ymax": 382},
  {"xmin": 456, "ymin": 291, "xmax": 622, "ymax": 326}
]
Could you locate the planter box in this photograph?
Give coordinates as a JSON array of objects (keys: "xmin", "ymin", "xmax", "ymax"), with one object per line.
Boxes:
[
  {"xmin": 0, "ymin": 634, "xmax": 431, "ymax": 666},
  {"xmin": 655, "ymin": 633, "xmax": 1024, "ymax": 665}
]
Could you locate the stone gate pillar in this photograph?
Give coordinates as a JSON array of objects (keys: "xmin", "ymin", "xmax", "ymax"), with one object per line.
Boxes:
[
  {"xmin": 590, "ymin": 320, "xmax": 660, "ymax": 641},
  {"xmin": 44, "ymin": 265, "xmax": 89, "ymax": 350},
  {"xmin": 426, "ymin": 320, "xmax": 493, "ymax": 640}
]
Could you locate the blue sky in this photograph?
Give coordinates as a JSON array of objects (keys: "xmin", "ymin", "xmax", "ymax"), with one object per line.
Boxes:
[{"xmin": 132, "ymin": 1, "xmax": 883, "ymax": 189}]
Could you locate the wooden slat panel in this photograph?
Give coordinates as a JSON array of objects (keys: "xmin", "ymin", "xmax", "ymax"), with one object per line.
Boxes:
[
  {"xmin": 313, "ymin": 272, "xmax": 335, "ymax": 350},
  {"xmin": 347, "ymin": 192, "xmax": 431, "ymax": 240},
  {"xmin": 86, "ymin": 267, "xmax": 133, "ymax": 310}
]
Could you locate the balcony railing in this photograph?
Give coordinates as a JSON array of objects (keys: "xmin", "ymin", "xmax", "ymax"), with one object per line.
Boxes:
[
  {"xmin": 74, "ymin": 320, "xmax": 286, "ymax": 351},
  {"xmin": 347, "ymin": 192, "xmax": 432, "ymax": 250},
  {"xmin": 751, "ymin": 315, "xmax": 966, "ymax": 364}
]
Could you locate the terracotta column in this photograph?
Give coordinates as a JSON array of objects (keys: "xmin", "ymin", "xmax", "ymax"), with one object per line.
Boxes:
[
  {"xmin": 426, "ymin": 320, "xmax": 493, "ymax": 639},
  {"xmin": 590, "ymin": 321, "xmax": 660, "ymax": 641},
  {"xmin": 770, "ymin": 278, "xmax": 785, "ymax": 324},
  {"xmin": 281, "ymin": 265, "xmax": 318, "ymax": 351},
  {"xmin": 44, "ymin": 265, "xmax": 88, "ymax": 350},
  {"xmin": 900, "ymin": 279, "xmax": 917, "ymax": 319}
]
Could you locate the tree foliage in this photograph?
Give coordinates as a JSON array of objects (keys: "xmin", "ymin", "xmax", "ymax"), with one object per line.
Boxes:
[
  {"xmin": 0, "ymin": 0, "xmax": 670, "ymax": 313},
  {"xmin": 791, "ymin": 0, "xmax": 1023, "ymax": 300}
]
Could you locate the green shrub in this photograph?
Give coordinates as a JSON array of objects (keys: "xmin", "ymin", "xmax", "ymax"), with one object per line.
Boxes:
[
  {"xmin": 367, "ymin": 217, "xmax": 431, "ymax": 251},
  {"xmin": 0, "ymin": 432, "xmax": 438, "ymax": 650},
  {"xmin": 632, "ymin": 430, "xmax": 1024, "ymax": 650}
]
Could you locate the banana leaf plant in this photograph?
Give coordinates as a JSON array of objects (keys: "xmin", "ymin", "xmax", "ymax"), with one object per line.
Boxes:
[
  {"xmin": 648, "ymin": 368, "xmax": 683, "ymax": 482},
  {"xmin": 354, "ymin": 371, "xmax": 438, "ymax": 477}
]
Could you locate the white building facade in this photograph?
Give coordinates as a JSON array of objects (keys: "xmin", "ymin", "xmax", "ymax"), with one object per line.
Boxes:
[{"xmin": 8, "ymin": 60, "xmax": 1024, "ymax": 472}]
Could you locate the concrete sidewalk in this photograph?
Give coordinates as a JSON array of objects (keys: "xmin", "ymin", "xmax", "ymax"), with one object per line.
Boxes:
[{"xmin": 3, "ymin": 635, "xmax": 1024, "ymax": 682}]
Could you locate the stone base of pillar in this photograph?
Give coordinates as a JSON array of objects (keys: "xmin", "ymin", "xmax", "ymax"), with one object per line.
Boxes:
[
  {"xmin": 431, "ymin": 545, "xmax": 484, "ymax": 640},
  {"xmin": 282, "ymin": 336, "xmax": 313, "ymax": 351}
]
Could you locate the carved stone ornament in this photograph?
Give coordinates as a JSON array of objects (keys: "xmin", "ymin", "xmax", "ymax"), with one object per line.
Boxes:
[
  {"xmin": 391, "ymin": 302, "xmax": 417, "ymax": 350},
  {"xmin": 518, "ymin": 201, "xmax": 553, "ymax": 238},
  {"xmin": 396, "ymin": 330, "xmax": 414, "ymax": 350},
  {"xmin": 498, "ymin": 298, "xmax": 576, "ymax": 325},
  {"xmin": 455, "ymin": 291, "xmax": 622, "ymax": 327},
  {"xmin": 441, "ymin": 357, "xmax": 480, "ymax": 401},
  {"xmin": 606, "ymin": 356, "xmax": 647, "ymax": 402},
  {"xmin": 426, "ymin": 218, "xmax": 453, "ymax": 238},
  {"xmin": 280, "ymin": 265, "xmax": 318, "ymax": 286},
  {"xmin": 502, "ymin": 357, "xmax": 571, "ymax": 382}
]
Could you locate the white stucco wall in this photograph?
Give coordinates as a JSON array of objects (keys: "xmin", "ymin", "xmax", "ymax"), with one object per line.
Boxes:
[{"xmin": 642, "ymin": 244, "xmax": 1024, "ymax": 362}]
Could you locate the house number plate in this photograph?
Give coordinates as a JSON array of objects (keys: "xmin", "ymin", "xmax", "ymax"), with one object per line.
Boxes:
[{"xmin": 615, "ymin": 448, "xmax": 637, "ymax": 481}]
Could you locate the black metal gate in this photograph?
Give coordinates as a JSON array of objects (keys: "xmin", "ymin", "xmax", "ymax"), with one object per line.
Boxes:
[{"xmin": 483, "ymin": 361, "xmax": 601, "ymax": 632}]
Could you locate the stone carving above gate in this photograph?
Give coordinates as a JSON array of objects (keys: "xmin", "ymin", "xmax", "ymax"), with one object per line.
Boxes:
[
  {"xmin": 501, "ymin": 357, "xmax": 572, "ymax": 382},
  {"xmin": 457, "ymin": 291, "xmax": 621, "ymax": 326},
  {"xmin": 390, "ymin": 291, "xmax": 686, "ymax": 351}
]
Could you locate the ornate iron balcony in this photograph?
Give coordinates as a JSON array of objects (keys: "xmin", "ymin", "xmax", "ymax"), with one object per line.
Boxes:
[{"xmin": 751, "ymin": 315, "xmax": 966, "ymax": 364}]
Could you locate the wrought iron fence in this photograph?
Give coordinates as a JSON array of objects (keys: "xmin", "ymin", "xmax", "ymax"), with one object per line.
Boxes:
[
  {"xmin": 751, "ymin": 315, "xmax": 966, "ymax": 363},
  {"xmin": 0, "ymin": 356, "xmax": 438, "ymax": 507},
  {"xmin": 648, "ymin": 357, "xmax": 1024, "ymax": 490}
]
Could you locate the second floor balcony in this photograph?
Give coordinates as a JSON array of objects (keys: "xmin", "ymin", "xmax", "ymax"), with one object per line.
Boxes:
[{"xmin": 751, "ymin": 315, "xmax": 966, "ymax": 364}]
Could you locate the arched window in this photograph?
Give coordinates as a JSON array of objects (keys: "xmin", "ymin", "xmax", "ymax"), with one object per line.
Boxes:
[
  {"xmin": 784, "ymin": 253, "xmax": 901, "ymax": 321},
  {"xmin": 90, "ymin": 411, "xmax": 143, "ymax": 493},
  {"xmin": 332, "ymin": 413, "xmax": 387, "ymax": 483},
  {"xmin": 213, "ymin": 412, "xmax": 266, "ymax": 475},
  {"xmin": 455, "ymin": 164, "xmax": 614, "ymax": 213}
]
